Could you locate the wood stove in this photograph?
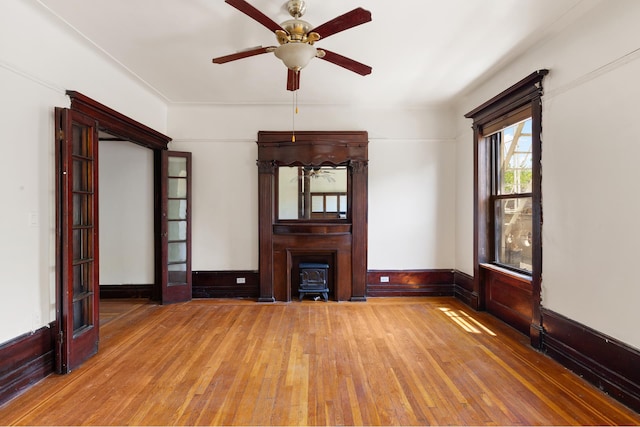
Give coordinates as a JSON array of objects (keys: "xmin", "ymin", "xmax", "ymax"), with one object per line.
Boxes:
[{"xmin": 298, "ymin": 263, "xmax": 329, "ymax": 301}]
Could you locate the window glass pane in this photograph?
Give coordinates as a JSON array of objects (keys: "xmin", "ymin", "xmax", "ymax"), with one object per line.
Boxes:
[
  {"xmin": 498, "ymin": 118, "xmax": 532, "ymax": 195},
  {"xmin": 325, "ymin": 195, "xmax": 338, "ymax": 213},
  {"xmin": 72, "ymin": 263, "xmax": 91, "ymax": 295},
  {"xmin": 72, "ymin": 124, "xmax": 91, "ymax": 157},
  {"xmin": 168, "ymin": 200, "xmax": 187, "ymax": 220},
  {"xmin": 168, "ymin": 177, "xmax": 187, "ymax": 198},
  {"xmin": 168, "ymin": 242, "xmax": 187, "ymax": 263},
  {"xmin": 168, "ymin": 220, "xmax": 187, "ymax": 241},
  {"xmin": 168, "ymin": 157, "xmax": 187, "ymax": 177},
  {"xmin": 311, "ymin": 195, "xmax": 324, "ymax": 213},
  {"xmin": 73, "ymin": 194, "xmax": 92, "ymax": 226},
  {"xmin": 495, "ymin": 197, "xmax": 533, "ymax": 272},
  {"xmin": 168, "ymin": 263, "xmax": 187, "ymax": 285},
  {"xmin": 72, "ymin": 159, "xmax": 93, "ymax": 192},
  {"xmin": 73, "ymin": 298, "xmax": 92, "ymax": 332},
  {"xmin": 73, "ymin": 229, "xmax": 92, "ymax": 261}
]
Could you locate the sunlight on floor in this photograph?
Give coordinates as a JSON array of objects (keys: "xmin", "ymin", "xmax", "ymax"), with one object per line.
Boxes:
[{"xmin": 439, "ymin": 307, "xmax": 497, "ymax": 336}]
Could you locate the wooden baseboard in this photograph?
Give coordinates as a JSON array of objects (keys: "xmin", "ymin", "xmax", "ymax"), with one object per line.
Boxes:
[
  {"xmin": 542, "ymin": 308, "xmax": 640, "ymax": 413},
  {"xmin": 100, "ymin": 284, "xmax": 153, "ymax": 299},
  {"xmin": 366, "ymin": 270, "xmax": 454, "ymax": 297},
  {"xmin": 454, "ymin": 270, "xmax": 639, "ymax": 412},
  {"xmin": 196, "ymin": 269, "xmax": 455, "ymax": 299},
  {"xmin": 453, "ymin": 270, "xmax": 478, "ymax": 308},
  {"xmin": 192, "ymin": 271, "xmax": 260, "ymax": 299},
  {"xmin": 0, "ymin": 323, "xmax": 56, "ymax": 406}
]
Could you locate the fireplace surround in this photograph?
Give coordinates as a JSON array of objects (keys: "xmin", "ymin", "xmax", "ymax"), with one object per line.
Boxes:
[{"xmin": 257, "ymin": 131, "xmax": 369, "ymax": 302}]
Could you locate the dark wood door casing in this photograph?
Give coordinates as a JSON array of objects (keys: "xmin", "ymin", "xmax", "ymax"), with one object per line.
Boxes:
[{"xmin": 257, "ymin": 131, "xmax": 369, "ymax": 302}]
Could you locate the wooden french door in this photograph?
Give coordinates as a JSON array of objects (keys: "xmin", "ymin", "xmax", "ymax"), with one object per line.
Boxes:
[
  {"xmin": 160, "ymin": 151, "xmax": 192, "ymax": 304},
  {"xmin": 55, "ymin": 108, "xmax": 100, "ymax": 373}
]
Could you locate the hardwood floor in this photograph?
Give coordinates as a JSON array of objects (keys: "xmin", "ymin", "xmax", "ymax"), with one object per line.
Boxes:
[
  {"xmin": 1, "ymin": 297, "xmax": 638, "ymax": 425},
  {"xmin": 99, "ymin": 299, "xmax": 150, "ymax": 326}
]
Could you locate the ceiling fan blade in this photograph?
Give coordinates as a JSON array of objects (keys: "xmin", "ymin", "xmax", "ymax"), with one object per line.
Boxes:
[
  {"xmin": 287, "ymin": 69, "xmax": 300, "ymax": 91},
  {"xmin": 212, "ymin": 46, "xmax": 273, "ymax": 64},
  {"xmin": 318, "ymin": 49, "xmax": 372, "ymax": 76},
  {"xmin": 309, "ymin": 7, "xmax": 371, "ymax": 39},
  {"xmin": 225, "ymin": 0, "xmax": 285, "ymax": 33}
]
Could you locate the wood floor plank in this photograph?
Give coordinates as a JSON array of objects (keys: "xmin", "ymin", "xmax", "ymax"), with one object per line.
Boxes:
[{"xmin": 0, "ymin": 297, "xmax": 638, "ymax": 426}]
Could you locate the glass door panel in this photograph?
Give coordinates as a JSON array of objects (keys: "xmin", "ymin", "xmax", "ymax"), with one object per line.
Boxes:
[
  {"xmin": 160, "ymin": 151, "xmax": 192, "ymax": 304},
  {"xmin": 55, "ymin": 107, "xmax": 100, "ymax": 373}
]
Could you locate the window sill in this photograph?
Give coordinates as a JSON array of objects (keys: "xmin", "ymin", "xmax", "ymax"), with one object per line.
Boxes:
[{"xmin": 480, "ymin": 263, "xmax": 532, "ymax": 285}]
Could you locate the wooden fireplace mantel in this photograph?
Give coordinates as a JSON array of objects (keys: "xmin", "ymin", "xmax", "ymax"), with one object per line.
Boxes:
[{"xmin": 256, "ymin": 131, "xmax": 369, "ymax": 302}]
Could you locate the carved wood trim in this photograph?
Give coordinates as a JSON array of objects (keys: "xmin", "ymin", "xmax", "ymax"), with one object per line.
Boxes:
[
  {"xmin": 67, "ymin": 91, "xmax": 171, "ymax": 150},
  {"xmin": 257, "ymin": 160, "xmax": 277, "ymax": 174}
]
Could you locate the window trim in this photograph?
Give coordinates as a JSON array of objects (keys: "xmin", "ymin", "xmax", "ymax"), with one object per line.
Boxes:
[{"xmin": 465, "ymin": 69, "xmax": 548, "ymax": 347}]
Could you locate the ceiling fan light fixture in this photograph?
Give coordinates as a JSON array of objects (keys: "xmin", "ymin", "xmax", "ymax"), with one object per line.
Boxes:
[{"xmin": 274, "ymin": 42, "xmax": 317, "ymax": 71}]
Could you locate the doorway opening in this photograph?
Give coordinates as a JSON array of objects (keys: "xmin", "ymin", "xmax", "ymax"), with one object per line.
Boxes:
[{"xmin": 55, "ymin": 91, "xmax": 190, "ymax": 373}]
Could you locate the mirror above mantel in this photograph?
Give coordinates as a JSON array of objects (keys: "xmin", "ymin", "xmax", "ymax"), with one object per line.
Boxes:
[{"xmin": 278, "ymin": 165, "xmax": 348, "ymax": 220}]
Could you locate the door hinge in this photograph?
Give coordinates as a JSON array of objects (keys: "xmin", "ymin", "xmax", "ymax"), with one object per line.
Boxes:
[{"xmin": 58, "ymin": 129, "xmax": 64, "ymax": 141}]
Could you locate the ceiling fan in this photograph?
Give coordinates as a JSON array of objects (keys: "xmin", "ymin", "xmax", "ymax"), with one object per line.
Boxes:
[{"xmin": 212, "ymin": 0, "xmax": 372, "ymax": 91}]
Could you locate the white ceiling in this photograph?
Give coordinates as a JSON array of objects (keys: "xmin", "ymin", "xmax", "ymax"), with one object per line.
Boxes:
[{"xmin": 37, "ymin": 0, "xmax": 593, "ymax": 107}]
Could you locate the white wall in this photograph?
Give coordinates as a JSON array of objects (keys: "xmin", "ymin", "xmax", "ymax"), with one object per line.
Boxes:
[
  {"xmin": 99, "ymin": 140, "xmax": 154, "ymax": 285},
  {"xmin": 168, "ymin": 103, "xmax": 457, "ymax": 271},
  {"xmin": 168, "ymin": 138, "xmax": 259, "ymax": 271},
  {"xmin": 369, "ymin": 139, "xmax": 456, "ymax": 269},
  {"xmin": 0, "ymin": 0, "xmax": 167, "ymax": 344},
  {"xmin": 454, "ymin": 0, "xmax": 640, "ymax": 349}
]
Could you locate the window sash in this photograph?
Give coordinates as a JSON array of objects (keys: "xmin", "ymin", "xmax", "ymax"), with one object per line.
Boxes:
[
  {"xmin": 489, "ymin": 118, "xmax": 533, "ymax": 275},
  {"xmin": 492, "ymin": 196, "xmax": 533, "ymax": 274}
]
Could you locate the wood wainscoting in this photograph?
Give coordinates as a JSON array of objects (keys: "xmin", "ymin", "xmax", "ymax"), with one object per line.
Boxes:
[
  {"xmin": 367, "ymin": 270, "xmax": 454, "ymax": 297},
  {"xmin": 0, "ymin": 323, "xmax": 56, "ymax": 406},
  {"xmin": 192, "ymin": 271, "xmax": 260, "ymax": 299},
  {"xmin": 480, "ymin": 264, "xmax": 532, "ymax": 336},
  {"xmin": 100, "ymin": 284, "xmax": 153, "ymax": 299},
  {"xmin": 453, "ymin": 270, "xmax": 476, "ymax": 308},
  {"xmin": 542, "ymin": 308, "xmax": 640, "ymax": 413}
]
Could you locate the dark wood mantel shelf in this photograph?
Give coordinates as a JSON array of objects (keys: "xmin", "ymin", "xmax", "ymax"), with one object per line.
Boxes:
[{"xmin": 273, "ymin": 223, "xmax": 352, "ymax": 235}]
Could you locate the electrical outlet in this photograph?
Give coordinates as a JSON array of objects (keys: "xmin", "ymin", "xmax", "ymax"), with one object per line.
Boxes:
[
  {"xmin": 380, "ymin": 276, "xmax": 389, "ymax": 283},
  {"xmin": 236, "ymin": 277, "xmax": 246, "ymax": 284}
]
